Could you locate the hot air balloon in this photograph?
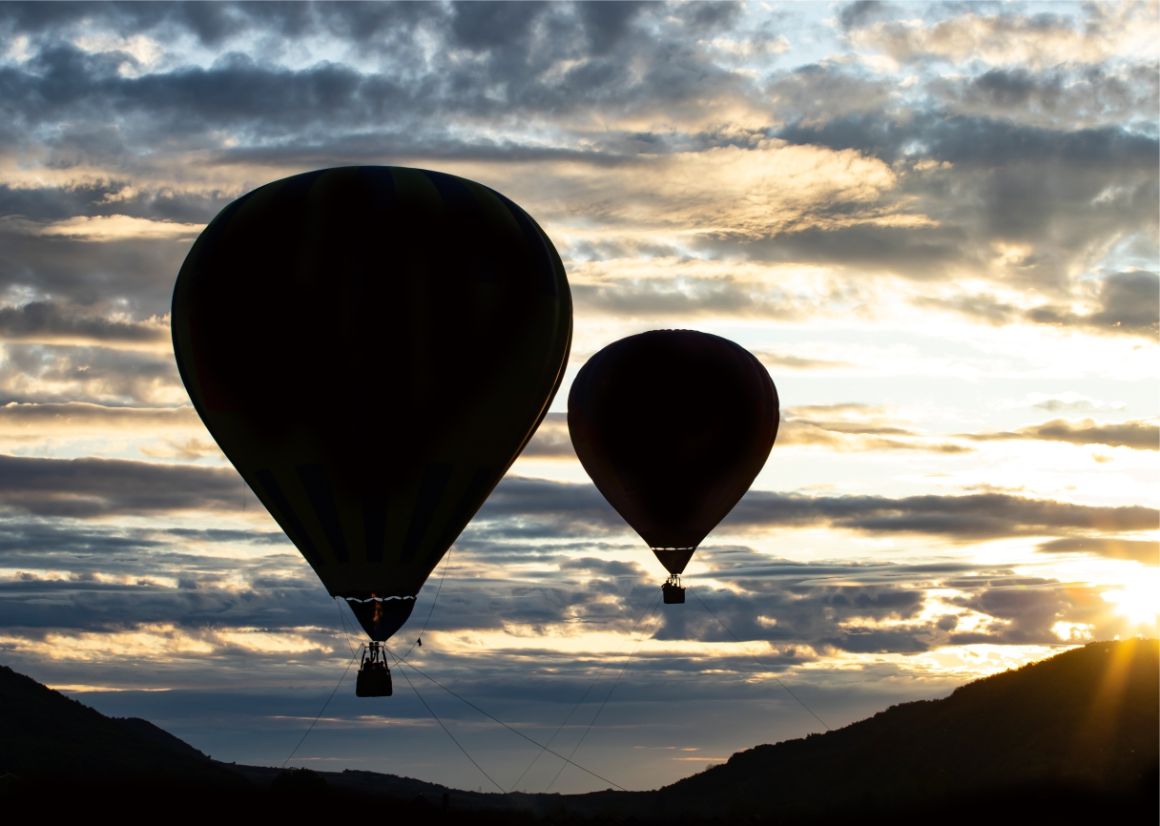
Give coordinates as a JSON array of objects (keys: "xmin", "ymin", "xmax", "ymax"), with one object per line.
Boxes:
[
  {"xmin": 172, "ymin": 167, "xmax": 571, "ymax": 695},
  {"xmin": 568, "ymin": 330, "xmax": 777, "ymax": 604}
]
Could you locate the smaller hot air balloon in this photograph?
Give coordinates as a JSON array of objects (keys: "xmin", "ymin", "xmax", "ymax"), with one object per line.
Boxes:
[{"xmin": 568, "ymin": 330, "xmax": 778, "ymax": 603}]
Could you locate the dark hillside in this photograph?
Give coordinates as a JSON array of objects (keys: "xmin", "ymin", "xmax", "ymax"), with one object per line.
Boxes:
[
  {"xmin": 1, "ymin": 640, "xmax": 1155, "ymax": 823},
  {"xmin": 0, "ymin": 664, "xmax": 240, "ymax": 786},
  {"xmin": 661, "ymin": 639, "xmax": 1158, "ymax": 820}
]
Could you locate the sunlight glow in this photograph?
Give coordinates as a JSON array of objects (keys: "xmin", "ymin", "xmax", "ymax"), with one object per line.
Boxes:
[{"xmin": 1101, "ymin": 571, "xmax": 1160, "ymax": 628}]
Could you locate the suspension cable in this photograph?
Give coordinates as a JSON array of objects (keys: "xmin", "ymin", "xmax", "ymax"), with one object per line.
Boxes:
[
  {"xmin": 396, "ymin": 547, "xmax": 454, "ymax": 664},
  {"xmin": 691, "ymin": 588, "xmax": 830, "ymax": 731},
  {"xmin": 333, "ymin": 595, "xmax": 362, "ymax": 660},
  {"xmin": 510, "ymin": 580, "xmax": 663, "ymax": 793},
  {"xmin": 508, "ymin": 681, "xmax": 596, "ymax": 792},
  {"xmin": 394, "ymin": 659, "xmax": 506, "ymax": 794},
  {"xmin": 388, "ymin": 649, "xmax": 626, "ymax": 792},
  {"xmin": 282, "ymin": 646, "xmax": 360, "ymax": 768},
  {"xmin": 547, "ymin": 588, "xmax": 663, "ymax": 790}
]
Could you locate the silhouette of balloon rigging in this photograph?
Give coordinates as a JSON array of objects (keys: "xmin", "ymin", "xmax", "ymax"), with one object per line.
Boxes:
[
  {"xmin": 568, "ymin": 331, "xmax": 778, "ymax": 602},
  {"xmin": 172, "ymin": 166, "xmax": 572, "ymax": 661}
]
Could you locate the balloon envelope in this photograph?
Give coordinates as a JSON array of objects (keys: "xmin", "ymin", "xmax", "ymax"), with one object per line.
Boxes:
[
  {"xmin": 568, "ymin": 330, "xmax": 777, "ymax": 575},
  {"xmin": 172, "ymin": 166, "xmax": 571, "ymax": 640}
]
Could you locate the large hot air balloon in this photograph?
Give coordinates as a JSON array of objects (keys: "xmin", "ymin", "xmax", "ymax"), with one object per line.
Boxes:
[
  {"xmin": 568, "ymin": 330, "xmax": 777, "ymax": 603},
  {"xmin": 172, "ymin": 166, "xmax": 571, "ymax": 694}
]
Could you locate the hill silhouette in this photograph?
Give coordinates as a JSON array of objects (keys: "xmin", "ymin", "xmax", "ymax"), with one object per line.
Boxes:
[
  {"xmin": 1, "ymin": 640, "xmax": 1156, "ymax": 822},
  {"xmin": 656, "ymin": 638, "xmax": 1157, "ymax": 822},
  {"xmin": 0, "ymin": 663, "xmax": 241, "ymax": 788}
]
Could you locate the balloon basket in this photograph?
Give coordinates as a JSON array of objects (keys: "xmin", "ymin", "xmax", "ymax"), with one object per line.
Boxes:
[
  {"xmin": 662, "ymin": 575, "xmax": 685, "ymax": 605},
  {"xmin": 356, "ymin": 641, "xmax": 393, "ymax": 697}
]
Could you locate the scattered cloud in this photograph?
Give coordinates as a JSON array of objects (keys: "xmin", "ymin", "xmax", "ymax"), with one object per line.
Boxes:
[{"xmin": 963, "ymin": 418, "xmax": 1158, "ymax": 451}]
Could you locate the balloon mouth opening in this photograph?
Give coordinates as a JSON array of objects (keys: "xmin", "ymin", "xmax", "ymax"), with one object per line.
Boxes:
[
  {"xmin": 344, "ymin": 595, "xmax": 416, "ymax": 642},
  {"xmin": 651, "ymin": 546, "xmax": 697, "ymax": 576}
]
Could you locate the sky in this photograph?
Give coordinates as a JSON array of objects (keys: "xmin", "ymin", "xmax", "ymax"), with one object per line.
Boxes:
[{"xmin": 0, "ymin": 0, "xmax": 1157, "ymax": 795}]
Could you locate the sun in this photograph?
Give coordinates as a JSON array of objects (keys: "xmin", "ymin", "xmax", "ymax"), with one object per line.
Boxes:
[{"xmin": 1101, "ymin": 571, "xmax": 1160, "ymax": 629}]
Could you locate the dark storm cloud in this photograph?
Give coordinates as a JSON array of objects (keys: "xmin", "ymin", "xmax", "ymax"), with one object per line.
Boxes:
[
  {"xmin": 963, "ymin": 418, "xmax": 1158, "ymax": 451},
  {"xmin": 1037, "ymin": 537, "xmax": 1158, "ymax": 566},
  {"xmin": 0, "ymin": 454, "xmax": 251, "ymax": 517},
  {"xmin": 0, "ymin": 301, "xmax": 165, "ymax": 343}
]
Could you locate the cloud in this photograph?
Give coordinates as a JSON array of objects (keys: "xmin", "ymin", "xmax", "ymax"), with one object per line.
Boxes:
[
  {"xmin": 1037, "ymin": 537, "xmax": 1158, "ymax": 565},
  {"xmin": 779, "ymin": 404, "xmax": 971, "ymax": 453},
  {"xmin": 0, "ymin": 403, "xmax": 201, "ymax": 456},
  {"xmin": 934, "ymin": 66, "xmax": 1160, "ymax": 131},
  {"xmin": 754, "ymin": 351, "xmax": 851, "ymax": 371},
  {"xmin": 0, "ymin": 301, "xmax": 167, "ymax": 344},
  {"xmin": 0, "ymin": 454, "xmax": 251, "ymax": 518},
  {"xmin": 2, "ymin": 214, "xmax": 202, "ymax": 242},
  {"xmin": 838, "ymin": 2, "xmax": 894, "ymax": 32},
  {"xmin": 571, "ymin": 273, "xmax": 815, "ymax": 320},
  {"xmin": 19, "ymin": 456, "xmax": 1147, "ymax": 563},
  {"xmin": 769, "ymin": 116, "xmax": 1158, "ymax": 291},
  {"xmin": 471, "ymin": 476, "xmax": 1157, "ymax": 545},
  {"xmin": 519, "ymin": 413, "xmax": 575, "ymax": 460},
  {"xmin": 0, "ymin": 343, "xmax": 184, "ymax": 405},
  {"xmin": 0, "ymin": 226, "xmax": 191, "ymax": 315},
  {"xmin": 917, "ymin": 271, "xmax": 1160, "ymax": 339},
  {"xmin": 1083, "ymin": 270, "xmax": 1160, "ymax": 335},
  {"xmin": 845, "ymin": 4, "xmax": 1159, "ymax": 69},
  {"xmin": 766, "ymin": 62, "xmax": 897, "ymax": 125},
  {"xmin": 963, "ymin": 418, "xmax": 1158, "ymax": 451}
]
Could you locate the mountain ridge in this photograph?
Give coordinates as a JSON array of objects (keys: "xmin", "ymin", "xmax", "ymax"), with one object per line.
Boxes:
[{"xmin": 1, "ymin": 639, "xmax": 1156, "ymax": 822}]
